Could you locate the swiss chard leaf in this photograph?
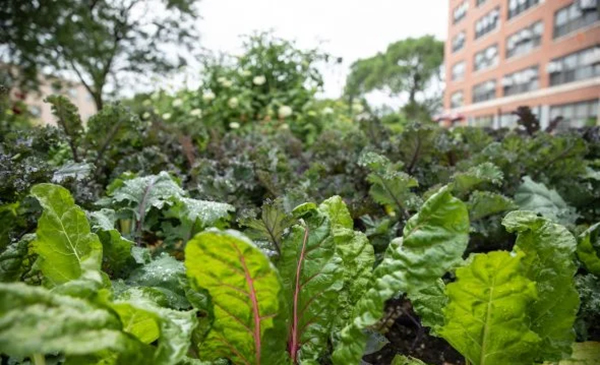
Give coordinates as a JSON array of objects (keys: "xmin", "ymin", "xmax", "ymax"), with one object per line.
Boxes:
[
  {"xmin": 89, "ymin": 208, "xmax": 135, "ymax": 278},
  {"xmin": 503, "ymin": 211, "xmax": 579, "ymax": 361},
  {"xmin": 31, "ymin": 183, "xmax": 103, "ymax": 286},
  {"xmin": 577, "ymin": 223, "xmax": 600, "ymax": 275},
  {"xmin": 240, "ymin": 199, "xmax": 294, "ymax": 256},
  {"xmin": 185, "ymin": 230, "xmax": 287, "ymax": 365},
  {"xmin": 439, "ymin": 251, "xmax": 541, "ymax": 365},
  {"xmin": 467, "ymin": 191, "xmax": 516, "ymax": 221},
  {"xmin": 359, "ymin": 151, "xmax": 420, "ymax": 217},
  {"xmin": 514, "ymin": 176, "xmax": 579, "ymax": 226},
  {"xmin": 0, "ymin": 282, "xmax": 153, "ymax": 362},
  {"xmin": 278, "ymin": 202, "xmax": 343, "ymax": 363},
  {"xmin": 331, "ymin": 186, "xmax": 469, "ymax": 364},
  {"xmin": 451, "ymin": 162, "xmax": 503, "ymax": 196}
]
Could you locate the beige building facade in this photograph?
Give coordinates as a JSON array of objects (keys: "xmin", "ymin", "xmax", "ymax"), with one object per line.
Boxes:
[
  {"xmin": 445, "ymin": 0, "xmax": 600, "ymax": 129},
  {"xmin": 7, "ymin": 70, "xmax": 97, "ymax": 125}
]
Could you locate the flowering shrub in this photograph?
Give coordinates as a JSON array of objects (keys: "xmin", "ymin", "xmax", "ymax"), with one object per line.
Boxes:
[{"xmin": 129, "ymin": 33, "xmax": 356, "ymax": 145}]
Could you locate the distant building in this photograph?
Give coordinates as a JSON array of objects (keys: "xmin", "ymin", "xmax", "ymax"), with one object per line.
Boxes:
[
  {"xmin": 4, "ymin": 67, "xmax": 97, "ymax": 125},
  {"xmin": 443, "ymin": 0, "xmax": 600, "ymax": 130}
]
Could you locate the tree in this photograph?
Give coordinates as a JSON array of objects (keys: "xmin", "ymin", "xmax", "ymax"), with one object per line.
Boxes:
[
  {"xmin": 344, "ymin": 36, "xmax": 444, "ymax": 119},
  {"xmin": 0, "ymin": 0, "xmax": 199, "ymax": 110}
]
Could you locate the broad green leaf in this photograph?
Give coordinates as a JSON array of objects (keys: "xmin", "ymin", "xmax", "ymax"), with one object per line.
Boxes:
[
  {"xmin": 278, "ymin": 203, "xmax": 343, "ymax": 363},
  {"xmin": 358, "ymin": 151, "xmax": 420, "ymax": 215},
  {"xmin": 577, "ymin": 223, "xmax": 600, "ymax": 275},
  {"xmin": 52, "ymin": 162, "xmax": 93, "ymax": 183},
  {"xmin": 514, "ymin": 176, "xmax": 578, "ymax": 226},
  {"xmin": 0, "ymin": 282, "xmax": 151, "ymax": 361},
  {"xmin": 126, "ymin": 254, "xmax": 190, "ymax": 310},
  {"xmin": 164, "ymin": 197, "xmax": 234, "ymax": 244},
  {"xmin": 31, "ymin": 184, "xmax": 103, "ymax": 286},
  {"xmin": 546, "ymin": 342, "xmax": 600, "ymax": 364},
  {"xmin": 0, "ymin": 234, "xmax": 32, "ymax": 282},
  {"xmin": 90, "ymin": 209, "xmax": 135, "ymax": 278},
  {"xmin": 467, "ymin": 191, "xmax": 516, "ymax": 221},
  {"xmin": 319, "ymin": 197, "xmax": 375, "ymax": 337},
  {"xmin": 452, "ymin": 162, "xmax": 503, "ymax": 195},
  {"xmin": 503, "ymin": 211, "xmax": 579, "ymax": 361},
  {"xmin": 112, "ymin": 288, "xmax": 199, "ymax": 365},
  {"xmin": 185, "ymin": 230, "xmax": 286, "ymax": 365},
  {"xmin": 439, "ymin": 251, "xmax": 541, "ymax": 365},
  {"xmin": 332, "ymin": 187, "xmax": 469, "ymax": 364},
  {"xmin": 240, "ymin": 199, "xmax": 294, "ymax": 256},
  {"xmin": 107, "ymin": 172, "xmax": 185, "ymax": 220},
  {"xmin": 410, "ymin": 278, "xmax": 446, "ymax": 331}
]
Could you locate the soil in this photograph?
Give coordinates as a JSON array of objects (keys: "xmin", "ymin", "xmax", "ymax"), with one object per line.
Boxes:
[{"xmin": 363, "ymin": 298, "xmax": 465, "ymax": 365}]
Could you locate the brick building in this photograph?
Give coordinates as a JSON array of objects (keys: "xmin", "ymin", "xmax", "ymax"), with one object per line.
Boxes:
[{"xmin": 444, "ymin": 0, "xmax": 600, "ymax": 129}]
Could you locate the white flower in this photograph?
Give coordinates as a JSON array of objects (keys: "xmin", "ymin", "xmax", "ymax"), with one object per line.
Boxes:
[
  {"xmin": 150, "ymin": 92, "xmax": 160, "ymax": 101},
  {"xmin": 253, "ymin": 75, "xmax": 266, "ymax": 86},
  {"xmin": 190, "ymin": 108, "xmax": 202, "ymax": 117},
  {"xmin": 218, "ymin": 77, "xmax": 232, "ymax": 88},
  {"xmin": 172, "ymin": 99, "xmax": 183, "ymax": 107},
  {"xmin": 228, "ymin": 97, "xmax": 239, "ymax": 108},
  {"xmin": 239, "ymin": 69, "xmax": 252, "ymax": 77},
  {"xmin": 279, "ymin": 123, "xmax": 289, "ymax": 130},
  {"xmin": 278, "ymin": 105, "xmax": 293, "ymax": 118},
  {"xmin": 202, "ymin": 91, "xmax": 216, "ymax": 102},
  {"xmin": 142, "ymin": 112, "xmax": 151, "ymax": 119},
  {"xmin": 142, "ymin": 99, "xmax": 152, "ymax": 106},
  {"xmin": 352, "ymin": 103, "xmax": 364, "ymax": 113},
  {"xmin": 322, "ymin": 107, "xmax": 334, "ymax": 115},
  {"xmin": 162, "ymin": 113, "xmax": 172, "ymax": 120},
  {"xmin": 229, "ymin": 122, "xmax": 240, "ymax": 129}
]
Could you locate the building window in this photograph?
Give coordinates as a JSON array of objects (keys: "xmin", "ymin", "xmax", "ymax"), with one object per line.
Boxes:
[
  {"xmin": 506, "ymin": 21, "xmax": 543, "ymax": 59},
  {"xmin": 29, "ymin": 105, "xmax": 41, "ymax": 118},
  {"xmin": 475, "ymin": 7, "xmax": 500, "ymax": 39},
  {"xmin": 502, "ymin": 66, "xmax": 540, "ymax": 96},
  {"xmin": 453, "ymin": 1, "xmax": 469, "ymax": 24},
  {"xmin": 452, "ymin": 61, "xmax": 466, "ymax": 81},
  {"xmin": 472, "ymin": 80, "xmax": 497, "ymax": 103},
  {"xmin": 452, "ymin": 32, "xmax": 466, "ymax": 53},
  {"xmin": 477, "ymin": 0, "xmax": 489, "ymax": 6},
  {"xmin": 470, "ymin": 115, "xmax": 494, "ymax": 127},
  {"xmin": 68, "ymin": 88, "xmax": 78, "ymax": 98},
  {"xmin": 550, "ymin": 99, "xmax": 599, "ymax": 130},
  {"xmin": 508, "ymin": 0, "xmax": 541, "ymax": 20},
  {"xmin": 500, "ymin": 113, "xmax": 519, "ymax": 128},
  {"xmin": 554, "ymin": 1, "xmax": 600, "ymax": 39},
  {"xmin": 450, "ymin": 91, "xmax": 464, "ymax": 108},
  {"xmin": 474, "ymin": 44, "xmax": 499, "ymax": 72},
  {"xmin": 548, "ymin": 46, "xmax": 600, "ymax": 86}
]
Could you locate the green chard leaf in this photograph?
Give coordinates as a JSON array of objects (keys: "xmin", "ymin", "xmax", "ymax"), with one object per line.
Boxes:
[
  {"xmin": 31, "ymin": 183, "xmax": 103, "ymax": 286},
  {"xmin": 240, "ymin": 199, "xmax": 294, "ymax": 256},
  {"xmin": 164, "ymin": 197, "xmax": 234, "ymax": 245},
  {"xmin": 467, "ymin": 191, "xmax": 516, "ymax": 221},
  {"xmin": 89, "ymin": 209, "xmax": 135, "ymax": 278},
  {"xmin": 503, "ymin": 211, "xmax": 579, "ymax": 361},
  {"xmin": 319, "ymin": 197, "xmax": 375, "ymax": 337},
  {"xmin": 358, "ymin": 151, "xmax": 420, "ymax": 217},
  {"xmin": 332, "ymin": 186, "xmax": 469, "ymax": 364},
  {"xmin": 439, "ymin": 251, "xmax": 541, "ymax": 365},
  {"xmin": 0, "ymin": 282, "xmax": 152, "ymax": 362},
  {"xmin": 576, "ymin": 223, "xmax": 600, "ymax": 275},
  {"xmin": 185, "ymin": 230, "xmax": 287, "ymax": 365},
  {"xmin": 278, "ymin": 202, "xmax": 343, "ymax": 363},
  {"xmin": 451, "ymin": 162, "xmax": 503, "ymax": 195},
  {"xmin": 514, "ymin": 176, "xmax": 579, "ymax": 226},
  {"xmin": 0, "ymin": 234, "xmax": 33, "ymax": 282}
]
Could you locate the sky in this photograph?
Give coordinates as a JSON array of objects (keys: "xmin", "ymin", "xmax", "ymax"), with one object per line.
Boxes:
[{"xmin": 185, "ymin": 0, "xmax": 449, "ymax": 104}]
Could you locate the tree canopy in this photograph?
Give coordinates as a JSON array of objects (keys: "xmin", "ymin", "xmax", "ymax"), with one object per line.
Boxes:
[
  {"xmin": 344, "ymin": 36, "xmax": 444, "ymax": 117},
  {"xmin": 0, "ymin": 0, "xmax": 199, "ymax": 110}
]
